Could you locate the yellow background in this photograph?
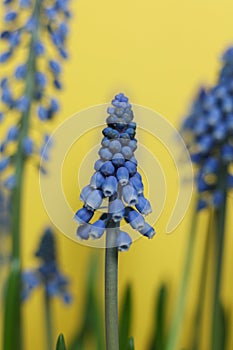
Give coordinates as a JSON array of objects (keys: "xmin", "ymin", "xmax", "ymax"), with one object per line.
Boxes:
[{"xmin": 15, "ymin": 0, "xmax": 233, "ymax": 349}]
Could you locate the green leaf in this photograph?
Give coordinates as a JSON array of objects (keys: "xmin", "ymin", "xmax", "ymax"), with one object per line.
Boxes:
[
  {"xmin": 213, "ymin": 300, "xmax": 228, "ymax": 350},
  {"xmin": 68, "ymin": 255, "xmax": 104, "ymax": 350},
  {"xmin": 56, "ymin": 334, "xmax": 67, "ymax": 350},
  {"xmin": 119, "ymin": 284, "xmax": 132, "ymax": 350},
  {"xmin": 3, "ymin": 259, "xmax": 21, "ymax": 350},
  {"xmin": 126, "ymin": 337, "xmax": 135, "ymax": 350},
  {"xmin": 148, "ymin": 284, "xmax": 168, "ymax": 350}
]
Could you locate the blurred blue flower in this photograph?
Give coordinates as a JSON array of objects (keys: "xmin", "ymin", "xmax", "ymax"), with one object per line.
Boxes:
[
  {"xmin": 22, "ymin": 227, "xmax": 71, "ymax": 303},
  {"xmin": 75, "ymin": 93, "xmax": 155, "ymax": 251},
  {"xmin": 0, "ymin": 0, "xmax": 70, "ymax": 187},
  {"xmin": 181, "ymin": 46, "xmax": 233, "ymax": 210}
]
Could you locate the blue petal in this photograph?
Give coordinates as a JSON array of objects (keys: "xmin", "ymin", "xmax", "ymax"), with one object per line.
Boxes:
[
  {"xmin": 100, "ymin": 161, "xmax": 115, "ymax": 176},
  {"xmin": 74, "ymin": 207, "xmax": 94, "ymax": 224},
  {"xmin": 125, "ymin": 208, "xmax": 145, "ymax": 230},
  {"xmin": 116, "ymin": 166, "xmax": 129, "ymax": 185},
  {"xmin": 102, "ymin": 176, "xmax": 118, "ymax": 197},
  {"xmin": 122, "ymin": 185, "xmax": 138, "ymax": 206},
  {"xmin": 76, "ymin": 224, "xmax": 90, "ymax": 240},
  {"xmin": 85, "ymin": 190, "xmax": 103, "ymax": 211},
  {"xmin": 90, "ymin": 172, "xmax": 105, "ymax": 189},
  {"xmin": 7, "ymin": 126, "xmax": 18, "ymax": 141},
  {"xmin": 138, "ymin": 223, "xmax": 155, "ymax": 239},
  {"xmin": 109, "ymin": 199, "xmax": 125, "ymax": 222},
  {"xmin": 89, "ymin": 220, "xmax": 106, "ymax": 239},
  {"xmin": 117, "ymin": 231, "xmax": 132, "ymax": 252},
  {"xmin": 23, "ymin": 137, "xmax": 34, "ymax": 155}
]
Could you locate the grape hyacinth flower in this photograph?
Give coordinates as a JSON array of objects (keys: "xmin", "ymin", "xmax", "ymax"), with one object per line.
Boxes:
[
  {"xmin": 74, "ymin": 93, "xmax": 155, "ymax": 350},
  {"xmin": 0, "ymin": 2, "xmax": 70, "ymax": 348},
  {"xmin": 179, "ymin": 47, "xmax": 233, "ymax": 350},
  {"xmin": 181, "ymin": 46, "xmax": 233, "ymax": 210},
  {"xmin": 74, "ymin": 93, "xmax": 155, "ymax": 250},
  {"xmin": 22, "ymin": 227, "xmax": 71, "ymax": 303},
  {"xmin": 22, "ymin": 227, "xmax": 71, "ymax": 350},
  {"xmin": 0, "ymin": 0, "xmax": 70, "ymax": 259}
]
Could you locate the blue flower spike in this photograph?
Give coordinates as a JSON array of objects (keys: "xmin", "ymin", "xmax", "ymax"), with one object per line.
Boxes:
[
  {"xmin": 0, "ymin": 0, "xmax": 70, "ymax": 184},
  {"xmin": 22, "ymin": 227, "xmax": 71, "ymax": 303},
  {"xmin": 74, "ymin": 94, "xmax": 155, "ymax": 251},
  {"xmin": 181, "ymin": 46, "xmax": 233, "ymax": 210}
]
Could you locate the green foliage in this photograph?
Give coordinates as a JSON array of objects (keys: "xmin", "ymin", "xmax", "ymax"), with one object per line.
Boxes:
[
  {"xmin": 3, "ymin": 259, "xmax": 21, "ymax": 350},
  {"xmin": 148, "ymin": 284, "xmax": 168, "ymax": 350},
  {"xmin": 68, "ymin": 255, "xmax": 104, "ymax": 350},
  {"xmin": 126, "ymin": 337, "xmax": 135, "ymax": 350},
  {"xmin": 56, "ymin": 334, "xmax": 67, "ymax": 350},
  {"xmin": 119, "ymin": 284, "xmax": 133, "ymax": 350}
]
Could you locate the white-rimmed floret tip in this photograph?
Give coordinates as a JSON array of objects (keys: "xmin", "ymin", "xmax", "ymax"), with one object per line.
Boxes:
[
  {"xmin": 136, "ymin": 194, "xmax": 152, "ymax": 215},
  {"xmin": 122, "ymin": 185, "xmax": 138, "ymax": 206},
  {"xmin": 129, "ymin": 175, "xmax": 144, "ymax": 194},
  {"xmin": 139, "ymin": 223, "xmax": 155, "ymax": 239},
  {"xmin": 85, "ymin": 190, "xmax": 103, "ymax": 211},
  {"xmin": 116, "ymin": 167, "xmax": 129, "ymax": 185},
  {"xmin": 89, "ymin": 220, "xmax": 106, "ymax": 239},
  {"xmin": 90, "ymin": 171, "xmax": 105, "ymax": 189},
  {"xmin": 117, "ymin": 231, "xmax": 132, "ymax": 252},
  {"xmin": 125, "ymin": 207, "xmax": 145, "ymax": 230},
  {"xmin": 102, "ymin": 176, "xmax": 118, "ymax": 197},
  {"xmin": 109, "ymin": 198, "xmax": 125, "ymax": 222},
  {"xmin": 80, "ymin": 185, "xmax": 93, "ymax": 202}
]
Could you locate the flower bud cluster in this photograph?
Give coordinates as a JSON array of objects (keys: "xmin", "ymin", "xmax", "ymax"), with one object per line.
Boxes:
[
  {"xmin": 0, "ymin": 0, "xmax": 70, "ymax": 186},
  {"xmin": 75, "ymin": 93, "xmax": 155, "ymax": 251},
  {"xmin": 182, "ymin": 47, "xmax": 233, "ymax": 209}
]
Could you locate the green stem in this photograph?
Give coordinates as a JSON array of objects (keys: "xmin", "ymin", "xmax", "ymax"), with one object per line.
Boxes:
[
  {"xmin": 191, "ymin": 210, "xmax": 213, "ymax": 350},
  {"xmin": 11, "ymin": 0, "xmax": 41, "ymax": 259},
  {"xmin": 165, "ymin": 203, "xmax": 198, "ymax": 350},
  {"xmin": 211, "ymin": 167, "xmax": 228, "ymax": 350},
  {"xmin": 105, "ymin": 222, "xmax": 119, "ymax": 350},
  {"xmin": 6, "ymin": 3, "xmax": 41, "ymax": 350},
  {"xmin": 45, "ymin": 291, "xmax": 54, "ymax": 350}
]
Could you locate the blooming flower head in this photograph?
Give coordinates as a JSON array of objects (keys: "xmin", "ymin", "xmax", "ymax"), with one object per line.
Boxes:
[
  {"xmin": 0, "ymin": 0, "xmax": 70, "ymax": 186},
  {"xmin": 74, "ymin": 93, "xmax": 155, "ymax": 251},
  {"xmin": 22, "ymin": 227, "xmax": 71, "ymax": 303},
  {"xmin": 181, "ymin": 47, "xmax": 233, "ymax": 210}
]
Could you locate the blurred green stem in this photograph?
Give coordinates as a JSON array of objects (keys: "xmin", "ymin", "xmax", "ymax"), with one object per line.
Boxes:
[
  {"xmin": 45, "ymin": 291, "xmax": 54, "ymax": 350},
  {"xmin": 105, "ymin": 222, "xmax": 119, "ymax": 350},
  {"xmin": 211, "ymin": 166, "xmax": 228, "ymax": 350},
  {"xmin": 4, "ymin": 3, "xmax": 41, "ymax": 350},
  {"xmin": 12, "ymin": 0, "xmax": 40, "ymax": 259},
  {"xmin": 165, "ymin": 202, "xmax": 198, "ymax": 350},
  {"xmin": 191, "ymin": 210, "xmax": 213, "ymax": 350}
]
